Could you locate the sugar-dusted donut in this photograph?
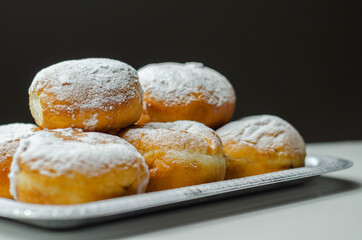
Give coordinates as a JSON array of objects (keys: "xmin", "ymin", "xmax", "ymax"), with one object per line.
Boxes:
[
  {"xmin": 216, "ymin": 115, "xmax": 306, "ymax": 179},
  {"xmin": 119, "ymin": 120, "xmax": 226, "ymax": 192},
  {"xmin": 9, "ymin": 128, "xmax": 149, "ymax": 204},
  {"xmin": 29, "ymin": 58, "xmax": 143, "ymax": 132},
  {"xmin": 0, "ymin": 123, "xmax": 38, "ymax": 199},
  {"xmin": 137, "ymin": 62, "xmax": 236, "ymax": 128}
]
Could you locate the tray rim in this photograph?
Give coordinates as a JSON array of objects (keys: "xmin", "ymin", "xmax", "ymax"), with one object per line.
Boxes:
[{"xmin": 0, "ymin": 154, "xmax": 353, "ymax": 223}]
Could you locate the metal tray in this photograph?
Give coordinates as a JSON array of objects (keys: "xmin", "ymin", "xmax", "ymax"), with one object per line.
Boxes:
[{"xmin": 0, "ymin": 155, "xmax": 353, "ymax": 229}]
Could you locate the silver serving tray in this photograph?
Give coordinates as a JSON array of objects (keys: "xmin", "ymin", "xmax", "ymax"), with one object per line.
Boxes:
[{"xmin": 0, "ymin": 155, "xmax": 352, "ymax": 229}]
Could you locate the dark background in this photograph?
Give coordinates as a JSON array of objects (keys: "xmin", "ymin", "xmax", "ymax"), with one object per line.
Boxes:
[{"xmin": 0, "ymin": 0, "xmax": 361, "ymax": 142}]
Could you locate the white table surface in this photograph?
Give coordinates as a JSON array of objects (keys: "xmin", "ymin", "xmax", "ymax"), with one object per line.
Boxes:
[{"xmin": 0, "ymin": 141, "xmax": 361, "ymax": 240}]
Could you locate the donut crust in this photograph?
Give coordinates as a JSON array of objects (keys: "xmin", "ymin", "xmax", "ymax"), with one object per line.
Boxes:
[
  {"xmin": 0, "ymin": 142, "xmax": 18, "ymax": 199},
  {"xmin": 29, "ymin": 88, "xmax": 142, "ymax": 132},
  {"xmin": 222, "ymin": 140, "xmax": 305, "ymax": 179},
  {"xmin": 15, "ymin": 163, "xmax": 148, "ymax": 204},
  {"xmin": 137, "ymin": 93, "xmax": 235, "ymax": 129}
]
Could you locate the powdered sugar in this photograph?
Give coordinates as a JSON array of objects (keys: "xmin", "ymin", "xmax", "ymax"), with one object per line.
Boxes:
[
  {"xmin": 216, "ymin": 115, "xmax": 306, "ymax": 154},
  {"xmin": 29, "ymin": 58, "xmax": 142, "ymax": 112},
  {"xmin": 0, "ymin": 123, "xmax": 37, "ymax": 145},
  {"xmin": 138, "ymin": 62, "xmax": 236, "ymax": 107},
  {"xmin": 9, "ymin": 129, "xmax": 148, "ymax": 199},
  {"xmin": 83, "ymin": 113, "xmax": 99, "ymax": 130},
  {"xmin": 121, "ymin": 120, "xmax": 223, "ymax": 154},
  {"xmin": 0, "ymin": 123, "xmax": 37, "ymax": 161}
]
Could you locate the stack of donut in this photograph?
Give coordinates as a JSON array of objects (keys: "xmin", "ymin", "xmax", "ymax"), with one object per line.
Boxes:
[{"xmin": 0, "ymin": 58, "xmax": 306, "ymax": 205}]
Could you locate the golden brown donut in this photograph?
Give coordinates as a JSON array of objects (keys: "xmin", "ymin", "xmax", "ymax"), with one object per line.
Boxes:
[
  {"xmin": 9, "ymin": 128, "xmax": 149, "ymax": 204},
  {"xmin": 118, "ymin": 120, "xmax": 226, "ymax": 192},
  {"xmin": 0, "ymin": 123, "xmax": 38, "ymax": 199},
  {"xmin": 29, "ymin": 58, "xmax": 143, "ymax": 132},
  {"xmin": 216, "ymin": 115, "xmax": 306, "ymax": 179},
  {"xmin": 137, "ymin": 62, "xmax": 236, "ymax": 129}
]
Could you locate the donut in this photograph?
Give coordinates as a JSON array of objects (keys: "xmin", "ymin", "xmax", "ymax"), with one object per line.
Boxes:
[
  {"xmin": 118, "ymin": 120, "xmax": 226, "ymax": 192},
  {"xmin": 9, "ymin": 128, "xmax": 149, "ymax": 204},
  {"xmin": 216, "ymin": 115, "xmax": 306, "ymax": 179},
  {"xmin": 0, "ymin": 123, "xmax": 38, "ymax": 199},
  {"xmin": 137, "ymin": 62, "xmax": 236, "ymax": 129},
  {"xmin": 29, "ymin": 58, "xmax": 143, "ymax": 132}
]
